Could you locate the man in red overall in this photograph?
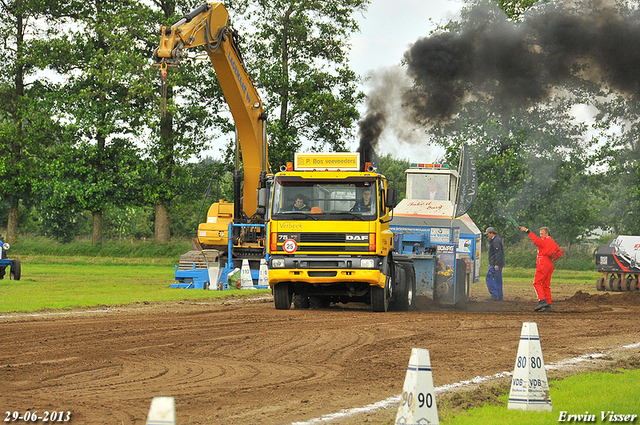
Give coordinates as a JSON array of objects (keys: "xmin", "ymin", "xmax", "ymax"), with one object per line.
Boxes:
[{"xmin": 519, "ymin": 226, "xmax": 562, "ymax": 312}]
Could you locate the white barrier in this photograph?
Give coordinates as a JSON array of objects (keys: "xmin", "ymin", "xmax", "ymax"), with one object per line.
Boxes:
[
  {"xmin": 395, "ymin": 347, "xmax": 439, "ymax": 424},
  {"xmin": 507, "ymin": 322, "xmax": 552, "ymax": 412},
  {"xmin": 145, "ymin": 396, "xmax": 176, "ymax": 425},
  {"xmin": 258, "ymin": 258, "xmax": 269, "ymax": 287},
  {"xmin": 240, "ymin": 259, "xmax": 255, "ymax": 289}
]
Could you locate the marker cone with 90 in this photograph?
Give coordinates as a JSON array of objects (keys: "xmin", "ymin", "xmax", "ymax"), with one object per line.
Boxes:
[{"xmin": 395, "ymin": 348, "xmax": 439, "ymax": 425}]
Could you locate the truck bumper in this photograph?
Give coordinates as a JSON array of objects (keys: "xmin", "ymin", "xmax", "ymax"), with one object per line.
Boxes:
[{"xmin": 268, "ymin": 268, "xmax": 384, "ymax": 288}]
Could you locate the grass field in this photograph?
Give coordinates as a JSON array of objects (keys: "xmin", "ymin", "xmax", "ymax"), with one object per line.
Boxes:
[
  {"xmin": 437, "ymin": 368, "xmax": 640, "ymax": 424},
  {"xmin": 0, "ymin": 253, "xmax": 603, "ymax": 313},
  {"xmin": 0, "ymin": 255, "xmax": 269, "ymax": 313}
]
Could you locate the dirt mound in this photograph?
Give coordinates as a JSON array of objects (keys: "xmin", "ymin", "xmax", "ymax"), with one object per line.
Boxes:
[{"xmin": 565, "ymin": 290, "xmax": 640, "ymax": 306}]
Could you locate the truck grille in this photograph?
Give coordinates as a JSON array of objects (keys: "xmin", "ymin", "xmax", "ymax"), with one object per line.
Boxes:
[
  {"xmin": 296, "ymin": 245, "xmax": 368, "ymax": 252},
  {"xmin": 307, "ymin": 271, "xmax": 337, "ymax": 277},
  {"xmin": 275, "ymin": 232, "xmax": 370, "ymax": 253},
  {"xmin": 299, "ymin": 233, "xmax": 347, "ymax": 243}
]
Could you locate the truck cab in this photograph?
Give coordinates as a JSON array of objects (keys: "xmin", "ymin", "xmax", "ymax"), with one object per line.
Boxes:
[{"xmin": 267, "ymin": 152, "xmax": 414, "ymax": 312}]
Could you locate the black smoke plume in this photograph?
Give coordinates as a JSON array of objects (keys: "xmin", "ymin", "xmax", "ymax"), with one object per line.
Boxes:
[
  {"xmin": 358, "ymin": 0, "xmax": 640, "ymax": 142},
  {"xmin": 403, "ymin": 1, "xmax": 640, "ymax": 122},
  {"xmin": 357, "ymin": 111, "xmax": 384, "ymax": 169}
]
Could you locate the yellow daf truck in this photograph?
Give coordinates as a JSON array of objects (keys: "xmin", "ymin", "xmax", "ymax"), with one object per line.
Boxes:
[{"xmin": 267, "ymin": 152, "xmax": 415, "ymax": 312}]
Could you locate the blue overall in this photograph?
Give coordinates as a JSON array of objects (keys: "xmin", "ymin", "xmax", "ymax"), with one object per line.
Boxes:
[
  {"xmin": 486, "ymin": 234, "xmax": 505, "ymax": 300},
  {"xmin": 486, "ymin": 265, "xmax": 503, "ymax": 300}
]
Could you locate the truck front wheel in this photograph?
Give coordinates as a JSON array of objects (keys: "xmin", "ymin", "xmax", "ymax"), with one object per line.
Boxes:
[
  {"xmin": 371, "ymin": 277, "xmax": 390, "ymax": 312},
  {"xmin": 273, "ymin": 283, "xmax": 292, "ymax": 310}
]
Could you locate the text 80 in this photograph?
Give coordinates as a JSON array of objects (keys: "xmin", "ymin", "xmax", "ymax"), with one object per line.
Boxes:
[{"xmin": 516, "ymin": 356, "xmax": 542, "ymax": 369}]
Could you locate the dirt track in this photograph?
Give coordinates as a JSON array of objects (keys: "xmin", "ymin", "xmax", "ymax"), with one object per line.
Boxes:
[{"xmin": 1, "ymin": 285, "xmax": 640, "ymax": 425}]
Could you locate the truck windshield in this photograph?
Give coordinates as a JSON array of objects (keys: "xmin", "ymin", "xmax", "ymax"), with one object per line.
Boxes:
[
  {"xmin": 407, "ymin": 173, "xmax": 451, "ymax": 201},
  {"xmin": 271, "ymin": 178, "xmax": 377, "ymax": 220}
]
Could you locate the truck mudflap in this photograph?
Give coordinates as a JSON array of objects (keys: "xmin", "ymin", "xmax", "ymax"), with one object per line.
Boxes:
[{"xmin": 433, "ymin": 258, "xmax": 468, "ymax": 309}]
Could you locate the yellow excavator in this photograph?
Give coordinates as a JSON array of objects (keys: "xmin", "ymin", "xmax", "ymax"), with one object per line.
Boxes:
[{"xmin": 154, "ymin": 2, "xmax": 270, "ymax": 287}]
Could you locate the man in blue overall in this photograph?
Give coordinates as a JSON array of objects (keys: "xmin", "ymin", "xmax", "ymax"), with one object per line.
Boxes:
[{"xmin": 485, "ymin": 227, "xmax": 505, "ymax": 301}]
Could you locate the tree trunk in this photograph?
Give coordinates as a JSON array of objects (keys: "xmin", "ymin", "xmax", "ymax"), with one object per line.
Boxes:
[
  {"xmin": 6, "ymin": 199, "xmax": 18, "ymax": 243},
  {"xmin": 92, "ymin": 210, "xmax": 103, "ymax": 244},
  {"xmin": 155, "ymin": 203, "xmax": 170, "ymax": 243}
]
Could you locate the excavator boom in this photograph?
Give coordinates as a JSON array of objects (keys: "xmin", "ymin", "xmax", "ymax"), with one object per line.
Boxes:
[{"xmin": 155, "ymin": 2, "xmax": 267, "ymax": 218}]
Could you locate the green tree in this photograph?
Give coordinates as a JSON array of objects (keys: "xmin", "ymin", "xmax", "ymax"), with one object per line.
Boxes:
[
  {"xmin": 430, "ymin": 98, "xmax": 596, "ymax": 245},
  {"xmin": 378, "ymin": 154, "xmax": 410, "ymax": 200},
  {"xmin": 169, "ymin": 157, "xmax": 234, "ymax": 238},
  {"xmin": 242, "ymin": 0, "xmax": 369, "ymax": 169},
  {"xmin": 399, "ymin": 0, "xmax": 610, "ymax": 245},
  {"xmin": 592, "ymin": 96, "xmax": 640, "ymax": 235},
  {"xmin": 0, "ymin": 0, "xmax": 63, "ymax": 242},
  {"xmin": 38, "ymin": 0, "xmax": 157, "ymax": 244},
  {"xmin": 147, "ymin": 0, "xmax": 234, "ymax": 243}
]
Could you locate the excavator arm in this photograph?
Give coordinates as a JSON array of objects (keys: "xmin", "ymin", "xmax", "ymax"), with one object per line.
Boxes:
[{"xmin": 154, "ymin": 2, "xmax": 268, "ymax": 218}]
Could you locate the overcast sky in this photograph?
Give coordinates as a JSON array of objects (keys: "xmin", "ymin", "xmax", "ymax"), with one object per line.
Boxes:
[
  {"xmin": 195, "ymin": 0, "xmax": 465, "ymax": 163},
  {"xmin": 346, "ymin": 0, "xmax": 464, "ymax": 163},
  {"xmin": 350, "ymin": 0, "xmax": 463, "ymax": 76}
]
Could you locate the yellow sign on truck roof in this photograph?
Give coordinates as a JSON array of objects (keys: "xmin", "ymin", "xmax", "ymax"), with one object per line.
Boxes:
[{"xmin": 295, "ymin": 152, "xmax": 360, "ymax": 171}]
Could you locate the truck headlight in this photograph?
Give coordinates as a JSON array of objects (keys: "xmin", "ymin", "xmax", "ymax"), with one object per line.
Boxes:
[
  {"xmin": 3, "ymin": 243, "xmax": 9, "ymax": 250},
  {"xmin": 271, "ymin": 258, "xmax": 285, "ymax": 268},
  {"xmin": 361, "ymin": 258, "xmax": 375, "ymax": 268}
]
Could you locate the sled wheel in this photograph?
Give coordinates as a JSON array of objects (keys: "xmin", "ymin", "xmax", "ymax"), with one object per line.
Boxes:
[{"xmin": 612, "ymin": 278, "xmax": 622, "ymax": 292}]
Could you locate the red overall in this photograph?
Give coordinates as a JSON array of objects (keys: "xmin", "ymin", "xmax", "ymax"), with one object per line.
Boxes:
[{"xmin": 528, "ymin": 232, "xmax": 559, "ymax": 304}]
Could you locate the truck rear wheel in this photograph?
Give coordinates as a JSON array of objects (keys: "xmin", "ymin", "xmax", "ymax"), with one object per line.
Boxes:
[
  {"xmin": 273, "ymin": 283, "xmax": 292, "ymax": 310},
  {"xmin": 394, "ymin": 263, "xmax": 415, "ymax": 311},
  {"xmin": 293, "ymin": 294, "xmax": 310, "ymax": 309},
  {"xmin": 309, "ymin": 296, "xmax": 330, "ymax": 309},
  {"xmin": 10, "ymin": 259, "xmax": 20, "ymax": 281}
]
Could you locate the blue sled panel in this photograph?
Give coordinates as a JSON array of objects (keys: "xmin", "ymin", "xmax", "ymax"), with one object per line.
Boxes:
[
  {"xmin": 412, "ymin": 256, "xmax": 436, "ymax": 295},
  {"xmin": 173, "ymin": 265, "xmax": 208, "ymax": 290}
]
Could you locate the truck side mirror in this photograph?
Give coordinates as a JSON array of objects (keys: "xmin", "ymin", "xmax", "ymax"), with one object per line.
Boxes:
[
  {"xmin": 256, "ymin": 187, "xmax": 268, "ymax": 216},
  {"xmin": 385, "ymin": 187, "xmax": 398, "ymax": 209}
]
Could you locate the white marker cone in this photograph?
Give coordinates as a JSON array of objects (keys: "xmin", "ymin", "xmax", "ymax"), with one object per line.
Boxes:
[
  {"xmin": 395, "ymin": 348, "xmax": 439, "ymax": 425},
  {"xmin": 240, "ymin": 259, "xmax": 255, "ymax": 289},
  {"xmin": 508, "ymin": 322, "xmax": 552, "ymax": 412},
  {"xmin": 258, "ymin": 258, "xmax": 269, "ymax": 286},
  {"xmin": 145, "ymin": 396, "xmax": 176, "ymax": 425}
]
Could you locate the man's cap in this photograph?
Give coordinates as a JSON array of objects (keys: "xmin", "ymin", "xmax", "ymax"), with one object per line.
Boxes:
[{"xmin": 485, "ymin": 226, "xmax": 496, "ymax": 234}]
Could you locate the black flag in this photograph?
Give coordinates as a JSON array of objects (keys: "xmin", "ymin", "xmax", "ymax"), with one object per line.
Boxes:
[{"xmin": 455, "ymin": 143, "xmax": 478, "ymax": 217}]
